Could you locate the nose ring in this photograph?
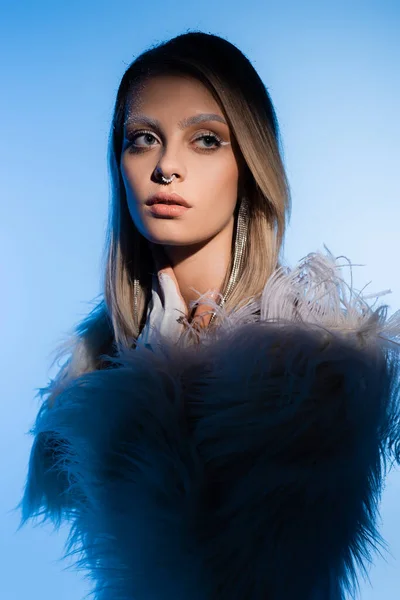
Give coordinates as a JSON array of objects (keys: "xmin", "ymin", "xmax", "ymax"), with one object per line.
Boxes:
[
  {"xmin": 159, "ymin": 174, "xmax": 176, "ymax": 184},
  {"xmin": 155, "ymin": 166, "xmax": 176, "ymax": 185}
]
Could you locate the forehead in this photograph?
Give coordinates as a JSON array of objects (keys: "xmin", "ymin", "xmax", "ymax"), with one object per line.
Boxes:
[{"xmin": 125, "ymin": 74, "xmax": 222, "ymax": 115}]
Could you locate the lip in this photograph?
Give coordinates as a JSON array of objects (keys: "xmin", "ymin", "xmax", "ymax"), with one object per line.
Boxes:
[
  {"xmin": 145, "ymin": 192, "xmax": 192, "ymax": 208},
  {"xmin": 147, "ymin": 203, "xmax": 190, "ymax": 218}
]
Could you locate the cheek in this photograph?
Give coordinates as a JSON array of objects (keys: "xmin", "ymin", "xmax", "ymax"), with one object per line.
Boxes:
[
  {"xmin": 120, "ymin": 163, "xmax": 145, "ymax": 225},
  {"xmin": 121, "ymin": 160, "xmax": 139, "ymax": 194},
  {"xmin": 121, "ymin": 165, "xmax": 149, "ymax": 220},
  {"xmin": 204, "ymin": 157, "xmax": 239, "ymax": 202}
]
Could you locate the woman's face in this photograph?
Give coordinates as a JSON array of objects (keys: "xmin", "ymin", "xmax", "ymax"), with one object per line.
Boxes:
[{"xmin": 120, "ymin": 74, "xmax": 240, "ymax": 247}]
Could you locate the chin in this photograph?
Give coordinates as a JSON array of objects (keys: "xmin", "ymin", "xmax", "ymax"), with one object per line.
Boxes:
[
  {"xmin": 141, "ymin": 225, "xmax": 204, "ymax": 247},
  {"xmin": 146, "ymin": 236, "xmax": 200, "ymax": 247}
]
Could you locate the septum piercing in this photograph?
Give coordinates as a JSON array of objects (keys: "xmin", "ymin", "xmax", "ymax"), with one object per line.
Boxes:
[{"xmin": 159, "ymin": 174, "xmax": 176, "ymax": 184}]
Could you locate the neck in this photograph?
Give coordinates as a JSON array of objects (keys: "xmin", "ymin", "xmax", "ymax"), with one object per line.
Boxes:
[{"xmin": 163, "ymin": 218, "xmax": 235, "ymax": 317}]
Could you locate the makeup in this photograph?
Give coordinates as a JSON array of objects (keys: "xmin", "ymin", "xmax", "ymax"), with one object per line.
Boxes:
[{"xmin": 147, "ymin": 204, "xmax": 190, "ymax": 217}]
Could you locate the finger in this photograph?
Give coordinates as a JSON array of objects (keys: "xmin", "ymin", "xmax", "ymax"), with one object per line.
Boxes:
[
  {"xmin": 148, "ymin": 243, "xmax": 179, "ymax": 286},
  {"xmin": 158, "ymin": 272, "xmax": 188, "ymax": 318},
  {"xmin": 149, "ymin": 243, "xmax": 188, "ymax": 315},
  {"xmin": 149, "ymin": 274, "xmax": 163, "ymax": 313}
]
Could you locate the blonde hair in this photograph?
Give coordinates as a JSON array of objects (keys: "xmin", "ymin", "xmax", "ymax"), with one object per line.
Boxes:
[{"xmin": 43, "ymin": 31, "xmax": 291, "ymax": 408}]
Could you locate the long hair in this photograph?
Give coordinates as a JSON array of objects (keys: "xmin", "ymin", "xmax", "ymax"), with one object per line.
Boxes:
[{"xmin": 43, "ymin": 31, "xmax": 291, "ymax": 407}]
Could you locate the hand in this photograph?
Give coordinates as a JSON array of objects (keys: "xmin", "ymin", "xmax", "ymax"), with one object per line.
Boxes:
[{"xmin": 136, "ymin": 245, "xmax": 188, "ymax": 350}]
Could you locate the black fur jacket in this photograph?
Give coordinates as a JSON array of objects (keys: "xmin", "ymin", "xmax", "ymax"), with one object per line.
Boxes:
[{"xmin": 17, "ymin": 249, "xmax": 400, "ymax": 600}]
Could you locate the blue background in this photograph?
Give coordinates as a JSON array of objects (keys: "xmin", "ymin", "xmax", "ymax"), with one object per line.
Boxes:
[{"xmin": 1, "ymin": 0, "xmax": 399, "ymax": 598}]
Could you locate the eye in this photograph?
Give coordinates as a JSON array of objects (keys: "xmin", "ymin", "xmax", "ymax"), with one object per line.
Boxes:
[
  {"xmin": 124, "ymin": 129, "xmax": 226, "ymax": 154},
  {"xmin": 192, "ymin": 132, "xmax": 223, "ymax": 151},
  {"xmin": 126, "ymin": 130, "xmax": 159, "ymax": 152}
]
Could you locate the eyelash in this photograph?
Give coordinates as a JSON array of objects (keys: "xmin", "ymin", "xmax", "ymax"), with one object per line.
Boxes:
[{"xmin": 125, "ymin": 129, "xmax": 224, "ymax": 154}]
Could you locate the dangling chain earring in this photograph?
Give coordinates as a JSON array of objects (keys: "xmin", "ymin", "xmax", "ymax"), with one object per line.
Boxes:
[
  {"xmin": 208, "ymin": 196, "xmax": 249, "ymax": 326},
  {"xmin": 133, "ymin": 189, "xmax": 249, "ymax": 331},
  {"xmin": 133, "ymin": 276, "xmax": 139, "ymax": 331}
]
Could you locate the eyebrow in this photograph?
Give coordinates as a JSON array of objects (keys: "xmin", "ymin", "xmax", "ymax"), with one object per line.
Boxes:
[{"xmin": 124, "ymin": 112, "xmax": 227, "ymax": 130}]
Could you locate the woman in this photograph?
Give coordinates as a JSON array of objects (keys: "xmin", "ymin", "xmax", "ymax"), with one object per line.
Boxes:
[{"xmin": 16, "ymin": 31, "xmax": 400, "ymax": 600}]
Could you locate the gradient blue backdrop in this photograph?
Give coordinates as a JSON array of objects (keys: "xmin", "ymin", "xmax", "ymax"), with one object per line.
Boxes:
[{"xmin": 2, "ymin": 0, "xmax": 399, "ymax": 598}]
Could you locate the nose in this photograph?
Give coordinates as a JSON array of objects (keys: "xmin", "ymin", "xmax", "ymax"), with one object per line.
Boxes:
[
  {"xmin": 152, "ymin": 166, "xmax": 178, "ymax": 184},
  {"xmin": 151, "ymin": 144, "xmax": 186, "ymax": 183}
]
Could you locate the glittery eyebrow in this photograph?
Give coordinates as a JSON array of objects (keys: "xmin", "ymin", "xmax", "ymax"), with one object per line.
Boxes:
[{"xmin": 124, "ymin": 112, "xmax": 228, "ymax": 131}]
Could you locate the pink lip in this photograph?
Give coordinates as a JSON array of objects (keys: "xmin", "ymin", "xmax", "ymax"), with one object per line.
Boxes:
[
  {"xmin": 147, "ymin": 203, "xmax": 190, "ymax": 217},
  {"xmin": 145, "ymin": 192, "xmax": 192, "ymax": 208}
]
